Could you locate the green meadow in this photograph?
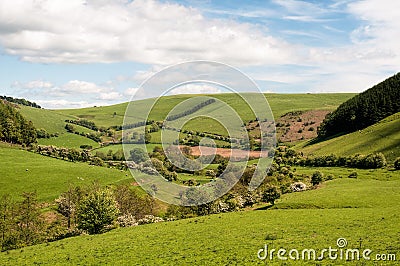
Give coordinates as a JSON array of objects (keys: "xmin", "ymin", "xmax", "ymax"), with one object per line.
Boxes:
[{"xmin": 0, "ymin": 168, "xmax": 398, "ymax": 265}]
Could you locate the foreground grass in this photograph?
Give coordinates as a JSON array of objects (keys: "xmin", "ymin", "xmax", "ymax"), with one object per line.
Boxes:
[
  {"xmin": 0, "ymin": 145, "xmax": 133, "ymax": 201},
  {"xmin": 0, "ymin": 169, "xmax": 398, "ymax": 265}
]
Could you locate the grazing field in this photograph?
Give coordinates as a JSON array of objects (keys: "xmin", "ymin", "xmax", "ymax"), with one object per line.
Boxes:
[
  {"xmin": 56, "ymin": 93, "xmax": 355, "ymax": 130},
  {"xmin": 0, "ymin": 168, "xmax": 398, "ymax": 265},
  {"xmin": 298, "ymin": 112, "xmax": 400, "ymax": 162},
  {"xmin": 37, "ymin": 133, "xmax": 100, "ymax": 149},
  {"xmin": 0, "ymin": 145, "xmax": 134, "ymax": 201},
  {"xmin": 18, "ymin": 106, "xmax": 75, "ymax": 134}
]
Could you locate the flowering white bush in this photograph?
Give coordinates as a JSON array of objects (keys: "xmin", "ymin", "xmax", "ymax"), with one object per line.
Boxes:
[{"xmin": 117, "ymin": 214, "xmax": 138, "ymax": 227}]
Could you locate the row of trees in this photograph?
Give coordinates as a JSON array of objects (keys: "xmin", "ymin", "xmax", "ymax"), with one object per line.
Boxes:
[
  {"xmin": 0, "ymin": 95, "xmax": 41, "ymax": 108},
  {"xmin": 318, "ymin": 73, "xmax": 400, "ymax": 138},
  {"xmin": 165, "ymin": 99, "xmax": 216, "ymax": 121},
  {"xmin": 0, "ymin": 100, "xmax": 37, "ymax": 145},
  {"xmin": 65, "ymin": 124, "xmax": 102, "ymax": 142},
  {"xmin": 65, "ymin": 119, "xmax": 99, "ymax": 131},
  {"xmin": 274, "ymin": 147, "xmax": 388, "ymax": 169}
]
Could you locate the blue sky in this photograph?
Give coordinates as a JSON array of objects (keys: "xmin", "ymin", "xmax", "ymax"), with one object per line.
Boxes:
[{"xmin": 0, "ymin": 0, "xmax": 399, "ymax": 108}]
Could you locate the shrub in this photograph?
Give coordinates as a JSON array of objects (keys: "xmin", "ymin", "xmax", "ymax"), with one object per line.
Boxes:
[
  {"xmin": 311, "ymin": 171, "xmax": 324, "ymax": 186},
  {"xmin": 261, "ymin": 186, "xmax": 281, "ymax": 205},
  {"xmin": 76, "ymin": 189, "xmax": 119, "ymax": 234},
  {"xmin": 129, "ymin": 148, "xmax": 148, "ymax": 163}
]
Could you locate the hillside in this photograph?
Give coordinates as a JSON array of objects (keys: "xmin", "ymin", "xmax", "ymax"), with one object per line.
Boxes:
[
  {"xmin": 57, "ymin": 93, "xmax": 355, "ymax": 128},
  {"xmin": 318, "ymin": 73, "xmax": 400, "ymax": 138},
  {"xmin": 0, "ymin": 144, "xmax": 133, "ymax": 201},
  {"xmin": 298, "ymin": 112, "xmax": 400, "ymax": 162},
  {"xmin": 0, "ymin": 167, "xmax": 398, "ymax": 265}
]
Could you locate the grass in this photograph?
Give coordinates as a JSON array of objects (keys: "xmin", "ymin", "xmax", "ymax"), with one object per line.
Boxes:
[
  {"xmin": 297, "ymin": 112, "xmax": 400, "ymax": 162},
  {"xmin": 0, "ymin": 145, "xmax": 134, "ymax": 201},
  {"xmin": 38, "ymin": 133, "xmax": 100, "ymax": 149},
  {"xmin": 0, "ymin": 168, "xmax": 398, "ymax": 265},
  {"xmin": 18, "ymin": 106, "xmax": 75, "ymax": 134},
  {"xmin": 56, "ymin": 93, "xmax": 355, "ymax": 130}
]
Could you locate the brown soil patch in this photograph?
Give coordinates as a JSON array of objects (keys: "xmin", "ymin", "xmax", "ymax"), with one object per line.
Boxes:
[
  {"xmin": 190, "ymin": 146, "xmax": 266, "ymax": 159},
  {"xmin": 276, "ymin": 110, "xmax": 330, "ymax": 142}
]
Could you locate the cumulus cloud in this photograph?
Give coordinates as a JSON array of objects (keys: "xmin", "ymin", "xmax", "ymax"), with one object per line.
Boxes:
[{"xmin": 0, "ymin": 0, "xmax": 298, "ymax": 66}]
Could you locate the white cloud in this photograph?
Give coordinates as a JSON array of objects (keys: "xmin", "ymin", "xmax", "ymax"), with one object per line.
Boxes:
[
  {"xmin": 169, "ymin": 84, "xmax": 222, "ymax": 95},
  {"xmin": 11, "ymin": 80, "xmax": 53, "ymax": 89},
  {"xmin": 98, "ymin": 91, "xmax": 122, "ymax": 101},
  {"xmin": 0, "ymin": 0, "xmax": 298, "ymax": 66},
  {"xmin": 34, "ymin": 99, "xmax": 93, "ymax": 109},
  {"xmin": 61, "ymin": 80, "xmax": 108, "ymax": 94}
]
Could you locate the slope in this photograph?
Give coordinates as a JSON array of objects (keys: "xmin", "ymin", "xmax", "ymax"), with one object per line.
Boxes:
[
  {"xmin": 298, "ymin": 112, "xmax": 400, "ymax": 162},
  {"xmin": 0, "ymin": 168, "xmax": 398, "ymax": 265},
  {"xmin": 0, "ymin": 144, "xmax": 133, "ymax": 201},
  {"xmin": 57, "ymin": 93, "xmax": 355, "ymax": 129}
]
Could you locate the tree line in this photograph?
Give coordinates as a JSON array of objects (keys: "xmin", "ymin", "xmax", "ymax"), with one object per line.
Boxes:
[
  {"xmin": 0, "ymin": 100, "xmax": 37, "ymax": 145},
  {"xmin": 318, "ymin": 72, "xmax": 400, "ymax": 138},
  {"xmin": 165, "ymin": 99, "xmax": 216, "ymax": 121},
  {"xmin": 0, "ymin": 95, "xmax": 41, "ymax": 109}
]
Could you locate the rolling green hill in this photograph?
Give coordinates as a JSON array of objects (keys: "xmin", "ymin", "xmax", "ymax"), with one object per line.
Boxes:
[
  {"xmin": 18, "ymin": 106, "xmax": 100, "ymax": 149},
  {"xmin": 0, "ymin": 167, "xmax": 398, "ymax": 265},
  {"xmin": 57, "ymin": 93, "xmax": 355, "ymax": 129},
  {"xmin": 0, "ymin": 144, "xmax": 134, "ymax": 201},
  {"xmin": 298, "ymin": 112, "xmax": 400, "ymax": 162}
]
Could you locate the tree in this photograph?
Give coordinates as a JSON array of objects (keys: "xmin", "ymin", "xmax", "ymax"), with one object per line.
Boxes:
[
  {"xmin": 395, "ymin": 157, "xmax": 400, "ymax": 170},
  {"xmin": 261, "ymin": 186, "xmax": 281, "ymax": 205},
  {"xmin": 17, "ymin": 192, "xmax": 43, "ymax": 246},
  {"xmin": 129, "ymin": 148, "xmax": 148, "ymax": 163},
  {"xmin": 56, "ymin": 186, "xmax": 85, "ymax": 229},
  {"xmin": 144, "ymin": 132, "xmax": 151, "ymax": 143},
  {"xmin": 311, "ymin": 171, "xmax": 324, "ymax": 186},
  {"xmin": 76, "ymin": 188, "xmax": 119, "ymax": 234},
  {"xmin": 0, "ymin": 195, "xmax": 17, "ymax": 251}
]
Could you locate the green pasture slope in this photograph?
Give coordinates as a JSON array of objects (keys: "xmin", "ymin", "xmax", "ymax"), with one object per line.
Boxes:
[
  {"xmin": 298, "ymin": 112, "xmax": 400, "ymax": 162},
  {"xmin": 0, "ymin": 144, "xmax": 134, "ymax": 201},
  {"xmin": 18, "ymin": 106, "xmax": 100, "ymax": 149},
  {"xmin": 57, "ymin": 93, "xmax": 355, "ymax": 129},
  {"xmin": 0, "ymin": 167, "xmax": 398, "ymax": 265}
]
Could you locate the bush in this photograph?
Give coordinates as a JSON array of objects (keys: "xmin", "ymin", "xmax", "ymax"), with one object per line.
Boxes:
[
  {"xmin": 348, "ymin": 172, "xmax": 358, "ymax": 178},
  {"xmin": 311, "ymin": 171, "xmax": 324, "ymax": 186},
  {"xmin": 261, "ymin": 186, "xmax": 281, "ymax": 205},
  {"xmin": 76, "ymin": 189, "xmax": 119, "ymax": 234},
  {"xmin": 394, "ymin": 157, "xmax": 400, "ymax": 170},
  {"xmin": 129, "ymin": 148, "xmax": 148, "ymax": 163}
]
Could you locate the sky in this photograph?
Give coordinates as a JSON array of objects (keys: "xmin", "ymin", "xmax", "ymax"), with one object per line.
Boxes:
[{"xmin": 0, "ymin": 0, "xmax": 399, "ymax": 109}]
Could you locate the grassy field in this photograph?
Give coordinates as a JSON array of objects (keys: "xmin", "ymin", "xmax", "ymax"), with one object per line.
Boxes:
[
  {"xmin": 0, "ymin": 167, "xmax": 398, "ymax": 265},
  {"xmin": 0, "ymin": 145, "xmax": 134, "ymax": 201},
  {"xmin": 57, "ymin": 93, "xmax": 355, "ymax": 129},
  {"xmin": 19, "ymin": 106, "xmax": 75, "ymax": 134},
  {"xmin": 298, "ymin": 112, "xmax": 400, "ymax": 162},
  {"xmin": 37, "ymin": 133, "xmax": 100, "ymax": 149}
]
